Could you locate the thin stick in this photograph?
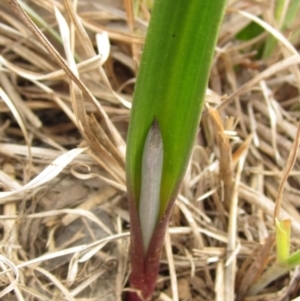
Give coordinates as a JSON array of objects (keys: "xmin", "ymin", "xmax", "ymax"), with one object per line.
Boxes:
[
  {"xmin": 225, "ymin": 152, "xmax": 247, "ymax": 301},
  {"xmin": 164, "ymin": 231, "xmax": 179, "ymax": 301},
  {"xmin": 274, "ymin": 122, "xmax": 300, "ymax": 222}
]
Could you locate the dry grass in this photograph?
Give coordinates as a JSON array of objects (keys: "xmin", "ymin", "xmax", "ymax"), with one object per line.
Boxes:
[{"xmin": 0, "ymin": 0, "xmax": 300, "ymax": 300}]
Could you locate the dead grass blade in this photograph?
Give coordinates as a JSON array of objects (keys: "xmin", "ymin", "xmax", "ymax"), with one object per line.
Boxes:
[
  {"xmin": 56, "ymin": 5, "xmax": 125, "ymax": 184},
  {"xmin": 6, "ymin": 0, "xmax": 125, "ymax": 155},
  {"xmin": 215, "ymin": 54, "xmax": 300, "ymax": 113},
  {"xmin": 0, "ymin": 147, "xmax": 87, "ymax": 198},
  {"xmin": 274, "ymin": 122, "xmax": 300, "ymax": 221},
  {"xmin": 236, "ymin": 9, "xmax": 299, "ymax": 56},
  {"xmin": 63, "ymin": 0, "xmax": 95, "ymax": 59},
  {"xmin": 164, "ymin": 230, "xmax": 179, "ymax": 301},
  {"xmin": 235, "ymin": 235, "xmax": 275, "ymax": 301},
  {"xmin": 225, "ymin": 151, "xmax": 247, "ymax": 301},
  {"xmin": 35, "ymin": 266, "xmax": 75, "ymax": 301},
  {"xmin": 0, "ymin": 254, "xmax": 19, "ymax": 298},
  {"xmin": 0, "ymin": 87, "xmax": 32, "ymax": 167},
  {"xmin": 208, "ymin": 107, "xmax": 233, "ymax": 210}
]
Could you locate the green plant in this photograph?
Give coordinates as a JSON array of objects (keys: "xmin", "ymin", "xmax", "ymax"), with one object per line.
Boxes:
[
  {"xmin": 263, "ymin": 0, "xmax": 300, "ymax": 57},
  {"xmin": 235, "ymin": 0, "xmax": 300, "ymax": 59},
  {"xmin": 247, "ymin": 123, "xmax": 300, "ymax": 296},
  {"xmin": 125, "ymin": 1, "xmax": 227, "ymax": 300}
]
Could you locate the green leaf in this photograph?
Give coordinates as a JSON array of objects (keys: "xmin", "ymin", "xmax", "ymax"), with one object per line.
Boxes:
[
  {"xmin": 284, "ymin": 0, "xmax": 300, "ymax": 29},
  {"xmin": 126, "ymin": 1, "xmax": 228, "ymax": 300},
  {"xmin": 263, "ymin": 0, "xmax": 300, "ymax": 57},
  {"xmin": 287, "ymin": 250, "xmax": 300, "ymax": 268},
  {"xmin": 236, "ymin": 21, "xmax": 264, "ymax": 41},
  {"xmin": 126, "ymin": 0, "xmax": 228, "ymax": 217}
]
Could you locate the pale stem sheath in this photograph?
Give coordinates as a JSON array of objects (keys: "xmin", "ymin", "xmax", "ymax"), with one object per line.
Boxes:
[{"xmin": 139, "ymin": 120, "xmax": 163, "ymax": 252}]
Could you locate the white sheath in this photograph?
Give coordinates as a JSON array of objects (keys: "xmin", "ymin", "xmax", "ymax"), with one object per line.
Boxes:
[{"xmin": 139, "ymin": 120, "xmax": 164, "ymax": 252}]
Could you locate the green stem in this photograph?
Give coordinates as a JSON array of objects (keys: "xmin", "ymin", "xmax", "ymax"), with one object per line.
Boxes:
[{"xmin": 126, "ymin": 1, "xmax": 227, "ymax": 300}]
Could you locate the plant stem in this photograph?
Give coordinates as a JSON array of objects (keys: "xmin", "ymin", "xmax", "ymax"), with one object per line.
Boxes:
[{"xmin": 126, "ymin": 0, "xmax": 228, "ymax": 300}]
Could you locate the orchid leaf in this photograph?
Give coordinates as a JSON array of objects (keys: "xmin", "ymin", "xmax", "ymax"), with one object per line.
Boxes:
[
  {"xmin": 126, "ymin": 0, "xmax": 228, "ymax": 218},
  {"xmin": 126, "ymin": 1, "xmax": 228, "ymax": 300}
]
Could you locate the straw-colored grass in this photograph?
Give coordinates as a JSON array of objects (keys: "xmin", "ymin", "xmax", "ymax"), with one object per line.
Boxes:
[{"xmin": 0, "ymin": 0, "xmax": 300, "ymax": 300}]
